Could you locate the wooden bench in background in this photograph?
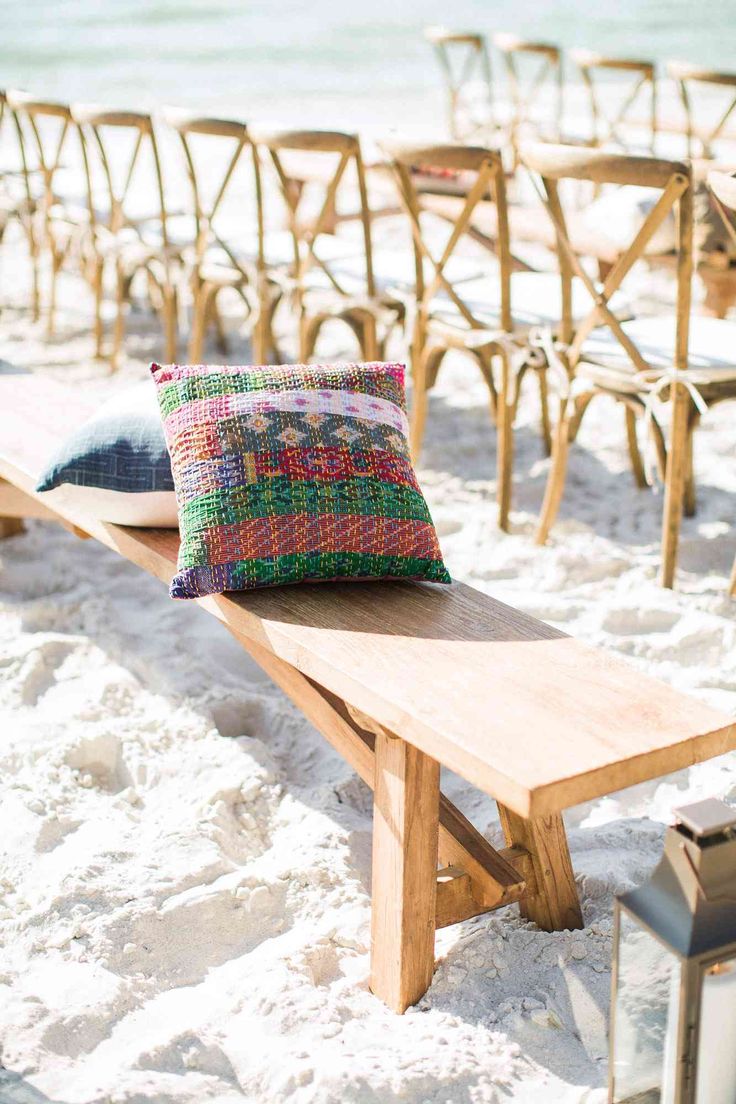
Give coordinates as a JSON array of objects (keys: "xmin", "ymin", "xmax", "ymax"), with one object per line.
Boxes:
[{"xmin": 1, "ymin": 371, "xmax": 734, "ymax": 1012}]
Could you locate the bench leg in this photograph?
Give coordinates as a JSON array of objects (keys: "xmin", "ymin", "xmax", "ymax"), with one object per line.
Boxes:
[
  {"xmin": 0, "ymin": 517, "xmax": 25, "ymax": 539},
  {"xmin": 497, "ymin": 805, "xmax": 583, "ymax": 932},
  {"xmin": 370, "ymin": 731, "xmax": 440, "ymax": 1013}
]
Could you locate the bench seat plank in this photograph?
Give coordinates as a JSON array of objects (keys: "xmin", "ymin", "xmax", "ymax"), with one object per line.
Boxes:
[{"xmin": 1, "ymin": 371, "xmax": 733, "ymax": 819}]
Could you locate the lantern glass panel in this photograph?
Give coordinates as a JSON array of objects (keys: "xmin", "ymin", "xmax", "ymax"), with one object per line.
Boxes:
[
  {"xmin": 613, "ymin": 910, "xmax": 681, "ymax": 1103},
  {"xmin": 694, "ymin": 957, "xmax": 736, "ymax": 1104}
]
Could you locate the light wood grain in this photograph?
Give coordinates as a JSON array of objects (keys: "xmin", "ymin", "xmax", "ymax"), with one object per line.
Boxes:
[
  {"xmin": 0, "ymin": 480, "xmax": 58, "ymax": 520},
  {"xmin": 521, "ymin": 142, "xmax": 688, "ymax": 188},
  {"xmin": 498, "ymin": 805, "xmax": 583, "ymax": 931},
  {"xmin": 228, "ymin": 633, "xmax": 530, "ymax": 909},
  {"xmin": 435, "ymin": 867, "xmax": 485, "ymax": 929},
  {"xmin": 0, "ymin": 517, "xmax": 25, "ymax": 538},
  {"xmin": 370, "ymin": 731, "xmax": 439, "ymax": 1012},
  {"xmin": 1, "ymin": 373, "xmax": 734, "ymax": 821}
]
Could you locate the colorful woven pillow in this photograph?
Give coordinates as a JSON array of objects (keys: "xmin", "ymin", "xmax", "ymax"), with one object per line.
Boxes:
[{"xmin": 150, "ymin": 361, "xmax": 451, "ymax": 599}]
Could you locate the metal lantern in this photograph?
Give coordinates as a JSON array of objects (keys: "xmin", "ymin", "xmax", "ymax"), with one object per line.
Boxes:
[{"xmin": 609, "ymin": 798, "xmax": 736, "ymax": 1104}]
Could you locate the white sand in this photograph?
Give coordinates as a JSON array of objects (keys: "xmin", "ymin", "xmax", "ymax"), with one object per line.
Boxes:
[{"xmin": 1, "ymin": 194, "xmax": 736, "ymax": 1104}]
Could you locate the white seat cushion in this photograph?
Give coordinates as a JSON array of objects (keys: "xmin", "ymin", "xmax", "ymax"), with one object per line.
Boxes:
[
  {"xmin": 430, "ymin": 271, "xmax": 631, "ymax": 334},
  {"xmin": 579, "ymin": 315, "xmax": 736, "ymax": 386}
]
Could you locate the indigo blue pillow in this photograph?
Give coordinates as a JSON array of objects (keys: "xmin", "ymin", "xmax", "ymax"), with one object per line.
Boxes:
[{"xmin": 36, "ymin": 382, "xmax": 178, "ymax": 527}]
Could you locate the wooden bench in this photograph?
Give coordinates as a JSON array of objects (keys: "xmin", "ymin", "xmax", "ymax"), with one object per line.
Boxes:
[{"xmin": 1, "ymin": 371, "xmax": 734, "ymax": 1013}]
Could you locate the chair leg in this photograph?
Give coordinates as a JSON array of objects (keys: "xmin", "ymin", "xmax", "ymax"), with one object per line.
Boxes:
[
  {"xmin": 729, "ymin": 555, "xmax": 736, "ymax": 599},
  {"xmin": 188, "ymin": 281, "xmax": 216, "ymax": 363},
  {"xmin": 260, "ymin": 288, "xmax": 282, "ymax": 364},
  {"xmin": 537, "ymin": 369, "xmax": 552, "ymax": 457},
  {"xmin": 370, "ymin": 730, "xmax": 440, "ymax": 1013},
  {"xmin": 360, "ymin": 313, "xmax": 379, "ymax": 361},
  {"xmin": 46, "ymin": 253, "xmax": 60, "ymax": 339},
  {"xmin": 493, "ymin": 349, "xmax": 514, "ymax": 532},
  {"xmin": 92, "ymin": 258, "xmax": 105, "ymax": 358},
  {"xmin": 649, "ymin": 415, "xmax": 668, "ymax": 482},
  {"xmin": 252, "ymin": 274, "xmax": 271, "ymax": 366},
  {"xmin": 111, "ymin": 262, "xmax": 127, "ymax": 371},
  {"xmin": 210, "ymin": 295, "xmax": 229, "ymax": 354},
  {"xmin": 661, "ymin": 381, "xmax": 691, "ymax": 589},
  {"xmin": 161, "ymin": 284, "xmax": 178, "ymax": 363},
  {"xmin": 684, "ymin": 419, "xmax": 697, "ymax": 518},
  {"xmin": 625, "ymin": 406, "xmax": 647, "ymax": 489},
  {"xmin": 28, "ymin": 229, "xmax": 41, "ymax": 323},
  {"xmin": 299, "ymin": 313, "xmax": 321, "ymax": 363},
  {"xmin": 410, "ymin": 348, "xmax": 437, "ymax": 463},
  {"xmin": 0, "ymin": 518, "xmax": 25, "ymax": 539},
  {"xmin": 535, "ymin": 401, "xmax": 573, "ymax": 545},
  {"xmin": 497, "ymin": 803, "xmax": 583, "ymax": 932},
  {"xmin": 251, "ymin": 304, "xmax": 268, "ymax": 366}
]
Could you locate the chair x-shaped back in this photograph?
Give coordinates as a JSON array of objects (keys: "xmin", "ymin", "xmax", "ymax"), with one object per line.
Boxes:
[
  {"xmin": 385, "ymin": 143, "xmax": 511, "ymax": 337},
  {"xmin": 571, "ymin": 51, "xmax": 657, "ymax": 153},
  {"xmin": 6, "ymin": 90, "xmax": 82, "ymax": 334},
  {"xmin": 72, "ymin": 106, "xmax": 176, "ymax": 365},
  {"xmin": 522, "ymin": 143, "xmax": 692, "ymax": 381},
  {"xmin": 254, "ymin": 128, "xmax": 374, "ymax": 304},
  {"xmin": 163, "ymin": 109, "xmax": 264, "ymax": 284},
  {"xmin": 425, "ymin": 28, "xmax": 494, "ymax": 142},
  {"xmin": 494, "ymin": 34, "xmax": 563, "ymax": 146},
  {"xmin": 668, "ymin": 62, "xmax": 736, "ymax": 158}
]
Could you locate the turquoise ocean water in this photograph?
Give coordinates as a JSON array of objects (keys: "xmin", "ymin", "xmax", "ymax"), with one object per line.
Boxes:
[{"xmin": 2, "ymin": 0, "xmax": 735, "ymax": 129}]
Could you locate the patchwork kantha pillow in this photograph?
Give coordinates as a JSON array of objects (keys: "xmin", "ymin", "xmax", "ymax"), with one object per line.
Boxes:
[
  {"xmin": 150, "ymin": 361, "xmax": 451, "ymax": 599},
  {"xmin": 35, "ymin": 382, "xmax": 178, "ymax": 527}
]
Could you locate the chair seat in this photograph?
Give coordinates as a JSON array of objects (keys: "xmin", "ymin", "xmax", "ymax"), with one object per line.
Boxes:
[
  {"xmin": 578, "ymin": 315, "xmax": 736, "ymax": 392},
  {"xmin": 428, "ymin": 271, "xmax": 631, "ymax": 337},
  {"xmin": 194, "ymin": 229, "xmax": 363, "ymax": 283},
  {"xmin": 138, "ymin": 214, "xmax": 197, "ymax": 250}
]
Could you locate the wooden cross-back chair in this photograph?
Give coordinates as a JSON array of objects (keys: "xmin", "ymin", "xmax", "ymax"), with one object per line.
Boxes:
[
  {"xmin": 0, "ymin": 90, "xmax": 41, "ymax": 317},
  {"xmin": 251, "ymin": 127, "xmax": 404, "ymax": 363},
  {"xmin": 667, "ymin": 62, "xmax": 736, "ymax": 159},
  {"xmin": 5, "ymin": 90, "xmax": 88, "ymax": 336},
  {"xmin": 525, "ymin": 143, "xmax": 736, "ymax": 588},
  {"xmin": 72, "ymin": 106, "xmax": 179, "ymax": 369},
  {"xmin": 705, "ymin": 168, "xmax": 736, "ymax": 597},
  {"xmin": 493, "ymin": 34, "xmax": 563, "ymax": 152},
  {"xmin": 162, "ymin": 109, "xmax": 275, "ymax": 365},
  {"xmin": 381, "ymin": 140, "xmax": 567, "ymax": 529},
  {"xmin": 570, "ymin": 50, "xmax": 657, "ymax": 153},
  {"xmin": 425, "ymin": 27, "xmax": 495, "ymax": 142}
]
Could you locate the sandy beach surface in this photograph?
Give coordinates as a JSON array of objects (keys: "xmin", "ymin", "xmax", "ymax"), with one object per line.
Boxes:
[{"xmin": 2, "ymin": 148, "xmax": 736, "ymax": 1104}]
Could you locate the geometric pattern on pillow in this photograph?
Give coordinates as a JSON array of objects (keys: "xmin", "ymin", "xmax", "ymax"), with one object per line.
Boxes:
[{"xmin": 150, "ymin": 361, "xmax": 451, "ymax": 599}]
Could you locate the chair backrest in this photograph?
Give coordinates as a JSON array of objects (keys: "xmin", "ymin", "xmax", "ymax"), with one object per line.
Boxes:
[
  {"xmin": 521, "ymin": 142, "xmax": 692, "ymax": 374},
  {"xmin": 161, "ymin": 108, "xmax": 263, "ymax": 273},
  {"xmin": 571, "ymin": 50, "xmax": 657, "ymax": 152},
  {"xmin": 493, "ymin": 34, "xmax": 563, "ymax": 143},
  {"xmin": 706, "ymin": 168, "xmax": 736, "ymax": 254},
  {"xmin": 667, "ymin": 62, "xmax": 736, "ymax": 158},
  {"xmin": 381, "ymin": 141, "xmax": 511, "ymax": 333},
  {"xmin": 71, "ymin": 106, "xmax": 169, "ymax": 245},
  {"xmin": 425, "ymin": 27, "xmax": 494, "ymax": 141},
  {"xmin": 251, "ymin": 127, "xmax": 376, "ymax": 300},
  {"xmin": 5, "ymin": 90, "xmax": 76, "ymax": 215},
  {"xmin": 0, "ymin": 89, "xmax": 31, "ymax": 199}
]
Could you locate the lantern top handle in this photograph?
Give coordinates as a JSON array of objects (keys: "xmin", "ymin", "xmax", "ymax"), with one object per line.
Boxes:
[{"xmin": 675, "ymin": 798, "xmax": 736, "ymax": 839}]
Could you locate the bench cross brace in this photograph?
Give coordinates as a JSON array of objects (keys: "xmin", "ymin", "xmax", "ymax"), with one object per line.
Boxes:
[{"xmin": 229, "ymin": 630, "xmax": 584, "ymax": 1012}]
